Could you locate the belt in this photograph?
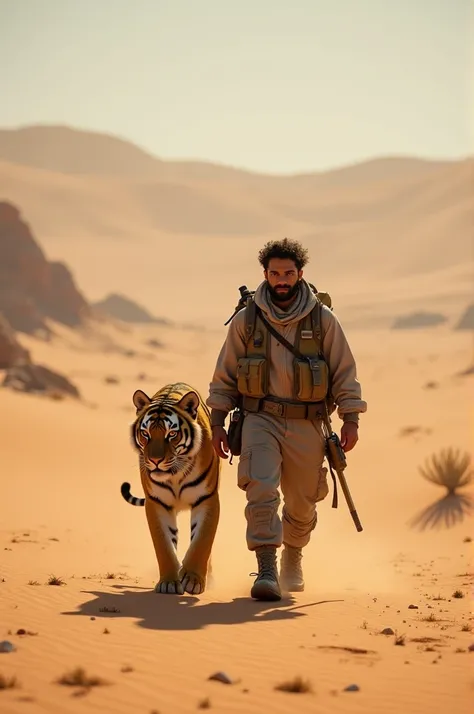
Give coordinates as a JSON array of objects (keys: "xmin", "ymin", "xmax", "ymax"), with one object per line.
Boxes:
[{"xmin": 242, "ymin": 396, "xmax": 324, "ymax": 420}]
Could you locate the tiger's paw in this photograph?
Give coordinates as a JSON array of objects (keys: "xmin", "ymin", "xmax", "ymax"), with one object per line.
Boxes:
[
  {"xmin": 179, "ymin": 568, "xmax": 206, "ymax": 595},
  {"xmin": 154, "ymin": 578, "xmax": 184, "ymax": 595}
]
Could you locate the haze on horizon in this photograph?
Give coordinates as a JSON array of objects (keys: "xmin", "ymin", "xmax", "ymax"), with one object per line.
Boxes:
[{"xmin": 1, "ymin": 0, "xmax": 472, "ymax": 174}]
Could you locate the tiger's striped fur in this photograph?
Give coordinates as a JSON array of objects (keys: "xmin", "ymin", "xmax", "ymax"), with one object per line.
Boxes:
[{"xmin": 121, "ymin": 382, "xmax": 220, "ymax": 595}]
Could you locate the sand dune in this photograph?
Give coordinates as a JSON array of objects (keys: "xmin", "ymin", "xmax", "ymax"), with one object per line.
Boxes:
[
  {"xmin": 0, "ymin": 124, "xmax": 472, "ymax": 713},
  {"xmin": 0, "ymin": 125, "xmax": 472, "ymax": 328},
  {"xmin": 0, "ymin": 315, "xmax": 472, "ymax": 713},
  {"xmin": 0, "ymin": 124, "xmax": 453, "ymax": 181}
]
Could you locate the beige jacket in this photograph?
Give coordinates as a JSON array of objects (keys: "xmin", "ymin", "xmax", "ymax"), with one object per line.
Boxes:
[{"xmin": 207, "ymin": 281, "xmax": 367, "ymax": 424}]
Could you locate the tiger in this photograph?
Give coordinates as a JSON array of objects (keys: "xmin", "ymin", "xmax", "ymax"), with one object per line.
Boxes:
[{"xmin": 121, "ymin": 382, "xmax": 220, "ymax": 595}]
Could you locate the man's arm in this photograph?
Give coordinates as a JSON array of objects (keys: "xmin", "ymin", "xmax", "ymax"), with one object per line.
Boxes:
[
  {"xmin": 206, "ymin": 309, "xmax": 248, "ymax": 427},
  {"xmin": 320, "ymin": 306, "xmax": 367, "ymax": 423}
]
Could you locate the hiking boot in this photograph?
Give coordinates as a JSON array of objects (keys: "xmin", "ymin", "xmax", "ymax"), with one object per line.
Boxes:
[
  {"xmin": 250, "ymin": 545, "xmax": 282, "ymax": 601},
  {"xmin": 280, "ymin": 544, "xmax": 305, "ymax": 592}
]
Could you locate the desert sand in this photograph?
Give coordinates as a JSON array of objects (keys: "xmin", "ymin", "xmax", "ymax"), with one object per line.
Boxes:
[
  {"xmin": 0, "ymin": 126, "xmax": 473, "ymax": 713},
  {"xmin": 1, "ymin": 319, "xmax": 472, "ymax": 714}
]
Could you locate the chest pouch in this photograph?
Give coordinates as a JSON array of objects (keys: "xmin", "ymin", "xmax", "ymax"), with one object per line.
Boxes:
[
  {"xmin": 236, "ymin": 307, "xmax": 269, "ymax": 398},
  {"xmin": 293, "ymin": 309, "xmax": 329, "ymax": 402}
]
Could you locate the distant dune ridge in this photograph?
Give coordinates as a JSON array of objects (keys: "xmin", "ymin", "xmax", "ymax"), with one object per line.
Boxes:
[
  {"xmin": 454, "ymin": 303, "xmax": 474, "ymax": 330},
  {"xmin": 391, "ymin": 311, "xmax": 449, "ymax": 330},
  {"xmin": 0, "ymin": 123, "xmax": 472, "ymax": 329},
  {"xmin": 92, "ymin": 293, "xmax": 171, "ymax": 325}
]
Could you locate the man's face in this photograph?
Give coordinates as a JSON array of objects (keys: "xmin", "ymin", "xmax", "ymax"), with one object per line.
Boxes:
[{"xmin": 264, "ymin": 258, "xmax": 302, "ymax": 303}]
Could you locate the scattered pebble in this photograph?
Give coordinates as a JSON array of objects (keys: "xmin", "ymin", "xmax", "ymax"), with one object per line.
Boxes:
[
  {"xmin": 15, "ymin": 629, "xmax": 37, "ymax": 637},
  {"xmin": 408, "ymin": 604, "xmax": 418, "ymax": 609},
  {"xmin": 344, "ymin": 684, "xmax": 360, "ymax": 692},
  {"xmin": 468, "ymin": 643, "xmax": 474, "ymax": 652},
  {"xmin": 208, "ymin": 671, "xmax": 234, "ymax": 684},
  {"xmin": 0, "ymin": 640, "xmax": 15, "ymax": 653},
  {"xmin": 381, "ymin": 627, "xmax": 395, "ymax": 635}
]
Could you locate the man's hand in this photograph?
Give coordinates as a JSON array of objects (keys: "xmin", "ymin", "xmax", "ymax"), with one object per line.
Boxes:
[
  {"xmin": 212, "ymin": 425, "xmax": 230, "ymax": 459},
  {"xmin": 340, "ymin": 422, "xmax": 359, "ymax": 452}
]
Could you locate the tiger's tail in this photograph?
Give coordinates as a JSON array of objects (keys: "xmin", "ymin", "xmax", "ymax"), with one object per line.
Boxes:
[{"xmin": 121, "ymin": 482, "xmax": 145, "ymax": 507}]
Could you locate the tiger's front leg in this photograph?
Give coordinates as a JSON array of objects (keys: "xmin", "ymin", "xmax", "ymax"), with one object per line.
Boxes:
[
  {"xmin": 145, "ymin": 499, "xmax": 182, "ymax": 594},
  {"xmin": 179, "ymin": 490, "xmax": 220, "ymax": 595}
]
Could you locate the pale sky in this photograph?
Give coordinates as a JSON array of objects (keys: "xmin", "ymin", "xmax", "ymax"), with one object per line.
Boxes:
[{"xmin": 1, "ymin": 0, "xmax": 472, "ymax": 174}]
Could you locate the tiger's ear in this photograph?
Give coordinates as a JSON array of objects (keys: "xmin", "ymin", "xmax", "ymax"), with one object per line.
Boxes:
[
  {"xmin": 132, "ymin": 389, "xmax": 151, "ymax": 413},
  {"xmin": 177, "ymin": 391, "xmax": 200, "ymax": 420}
]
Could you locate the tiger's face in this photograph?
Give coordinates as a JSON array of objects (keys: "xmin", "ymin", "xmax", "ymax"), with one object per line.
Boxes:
[{"xmin": 131, "ymin": 389, "xmax": 202, "ymax": 475}]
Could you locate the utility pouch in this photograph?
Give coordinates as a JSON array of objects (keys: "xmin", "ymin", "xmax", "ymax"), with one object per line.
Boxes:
[
  {"xmin": 294, "ymin": 356, "xmax": 329, "ymax": 401},
  {"xmin": 326, "ymin": 432, "xmax": 347, "ymax": 473},
  {"xmin": 236, "ymin": 356, "xmax": 268, "ymax": 398},
  {"xmin": 227, "ymin": 406, "xmax": 244, "ymax": 459}
]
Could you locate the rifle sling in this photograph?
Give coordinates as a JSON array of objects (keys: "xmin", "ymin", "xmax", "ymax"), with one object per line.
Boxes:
[{"xmin": 255, "ymin": 306, "xmax": 309, "ymax": 361}]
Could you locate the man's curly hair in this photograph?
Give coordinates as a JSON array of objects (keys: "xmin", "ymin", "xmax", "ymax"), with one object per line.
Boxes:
[{"xmin": 257, "ymin": 237, "xmax": 309, "ymax": 271}]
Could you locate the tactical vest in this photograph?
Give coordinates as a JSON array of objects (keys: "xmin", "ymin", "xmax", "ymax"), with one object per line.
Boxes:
[{"xmin": 235, "ymin": 296, "xmax": 330, "ymax": 405}]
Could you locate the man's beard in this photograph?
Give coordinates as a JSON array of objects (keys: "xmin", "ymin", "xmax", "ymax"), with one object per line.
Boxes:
[{"xmin": 267, "ymin": 280, "xmax": 301, "ymax": 304}]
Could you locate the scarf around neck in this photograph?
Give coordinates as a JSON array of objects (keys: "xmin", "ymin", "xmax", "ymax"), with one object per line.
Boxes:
[{"xmin": 253, "ymin": 278, "xmax": 317, "ymax": 326}]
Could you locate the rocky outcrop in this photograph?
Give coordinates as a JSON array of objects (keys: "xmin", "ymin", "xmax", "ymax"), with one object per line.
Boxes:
[
  {"xmin": 2, "ymin": 362, "xmax": 80, "ymax": 399},
  {"xmin": 0, "ymin": 309, "xmax": 80, "ymax": 399},
  {"xmin": 391, "ymin": 311, "xmax": 448, "ymax": 329},
  {"xmin": 92, "ymin": 293, "xmax": 171, "ymax": 325},
  {"xmin": 0, "ymin": 201, "xmax": 90, "ymax": 334},
  {"xmin": 454, "ymin": 303, "xmax": 474, "ymax": 330},
  {"xmin": 0, "ymin": 312, "xmax": 30, "ymax": 368}
]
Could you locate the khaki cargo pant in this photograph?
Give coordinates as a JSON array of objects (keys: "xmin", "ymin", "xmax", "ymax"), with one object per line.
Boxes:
[{"xmin": 237, "ymin": 411, "xmax": 329, "ymax": 551}]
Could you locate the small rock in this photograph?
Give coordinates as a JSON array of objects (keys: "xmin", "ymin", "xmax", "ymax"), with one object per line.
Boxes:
[
  {"xmin": 468, "ymin": 643, "xmax": 474, "ymax": 652},
  {"xmin": 0, "ymin": 640, "xmax": 15, "ymax": 653},
  {"xmin": 408, "ymin": 604, "xmax": 418, "ymax": 609},
  {"xmin": 344, "ymin": 684, "xmax": 360, "ymax": 692},
  {"xmin": 208, "ymin": 671, "xmax": 234, "ymax": 684},
  {"xmin": 16, "ymin": 628, "xmax": 26, "ymax": 636},
  {"xmin": 381, "ymin": 627, "xmax": 395, "ymax": 635}
]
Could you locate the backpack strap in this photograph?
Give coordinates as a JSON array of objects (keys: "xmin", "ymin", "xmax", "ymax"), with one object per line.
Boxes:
[
  {"xmin": 310, "ymin": 300, "xmax": 323, "ymax": 356},
  {"xmin": 244, "ymin": 296, "xmax": 257, "ymax": 343}
]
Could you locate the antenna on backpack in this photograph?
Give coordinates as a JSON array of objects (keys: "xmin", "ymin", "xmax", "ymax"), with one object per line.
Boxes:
[{"xmin": 224, "ymin": 285, "xmax": 254, "ymax": 325}]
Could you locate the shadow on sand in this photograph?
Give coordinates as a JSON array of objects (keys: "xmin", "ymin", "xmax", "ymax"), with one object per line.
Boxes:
[
  {"xmin": 61, "ymin": 584, "xmax": 344, "ymax": 631},
  {"xmin": 408, "ymin": 492, "xmax": 474, "ymax": 531}
]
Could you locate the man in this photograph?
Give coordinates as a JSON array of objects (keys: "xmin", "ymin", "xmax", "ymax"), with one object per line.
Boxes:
[{"xmin": 207, "ymin": 238, "xmax": 367, "ymax": 601}]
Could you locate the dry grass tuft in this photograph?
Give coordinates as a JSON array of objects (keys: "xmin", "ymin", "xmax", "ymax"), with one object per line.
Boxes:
[
  {"xmin": 47, "ymin": 574, "xmax": 66, "ymax": 586},
  {"xmin": 418, "ymin": 448, "xmax": 472, "ymax": 494},
  {"xmin": 0, "ymin": 674, "xmax": 19, "ymax": 690},
  {"xmin": 56, "ymin": 666, "xmax": 108, "ymax": 689}
]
